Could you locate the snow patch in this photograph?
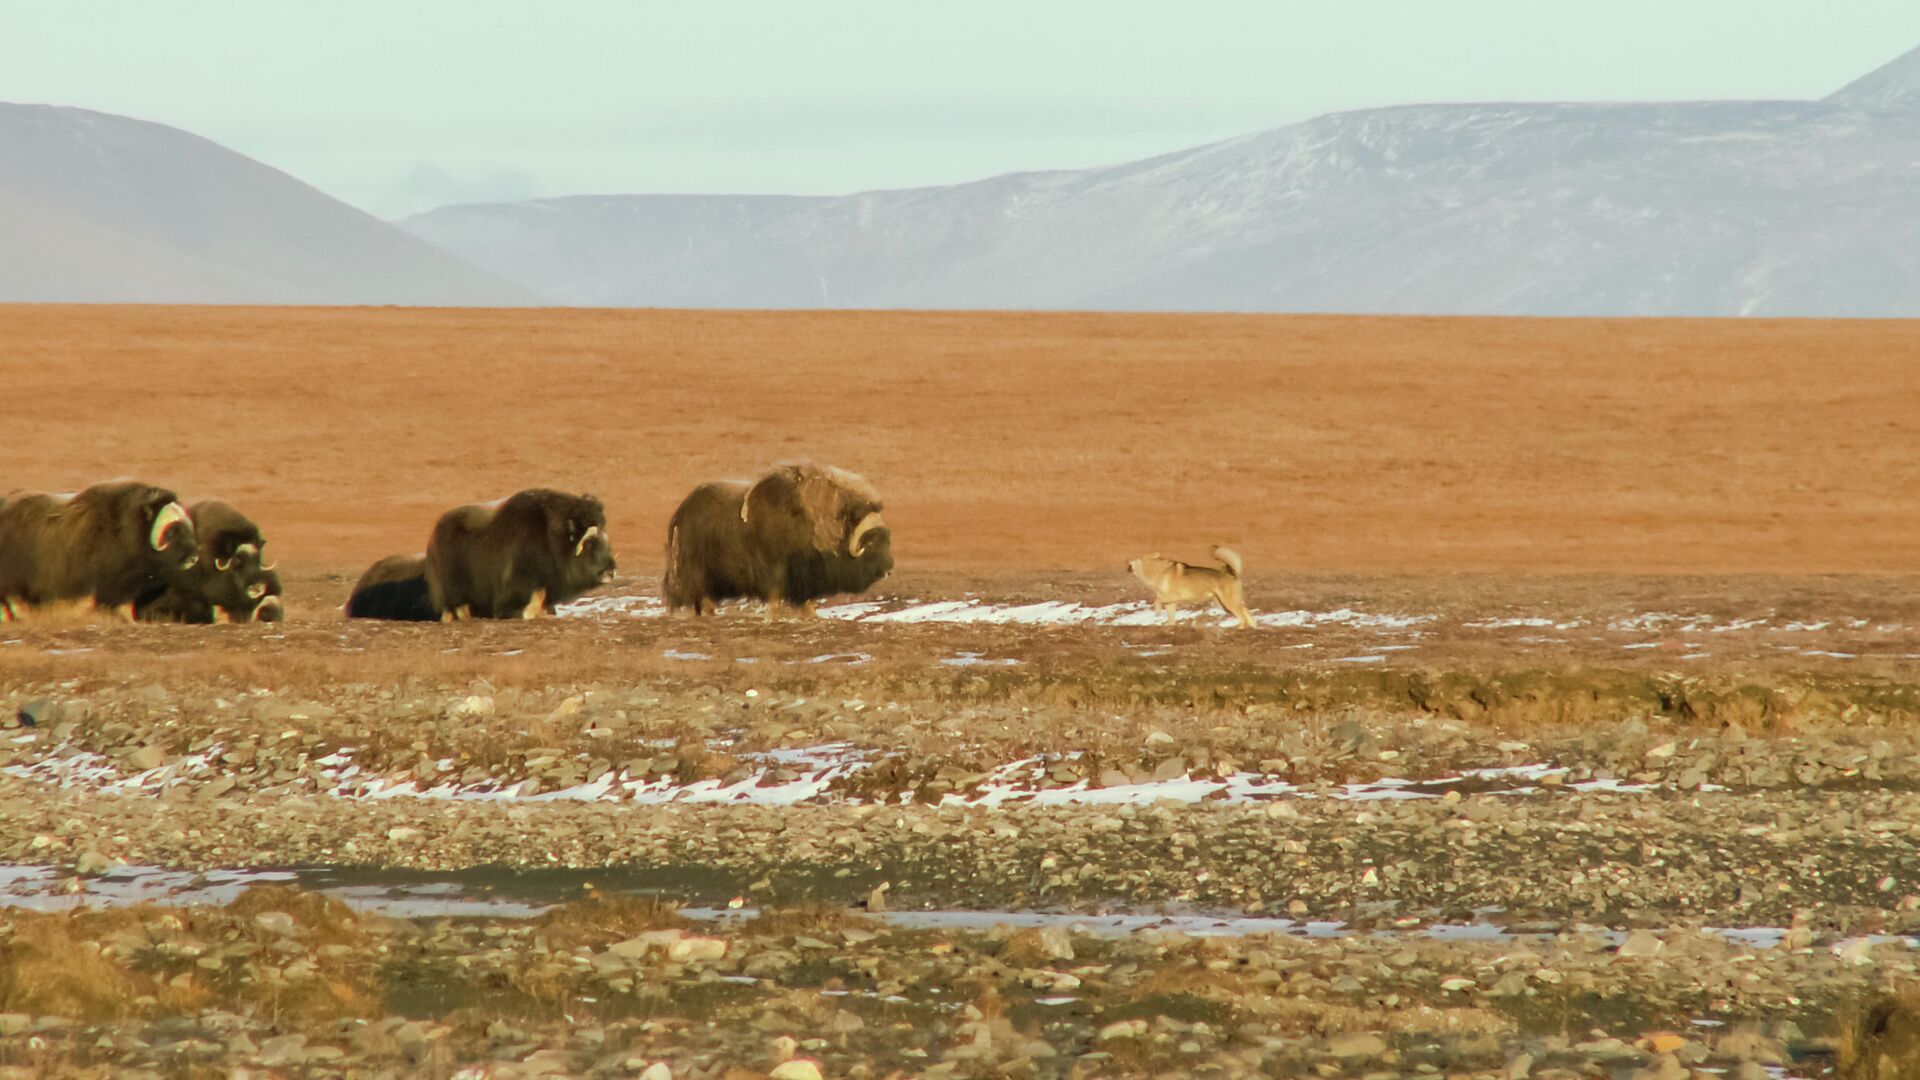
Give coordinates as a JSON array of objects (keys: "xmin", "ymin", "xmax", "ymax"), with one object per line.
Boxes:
[
  {"xmin": 940, "ymin": 652, "xmax": 1021, "ymax": 667},
  {"xmin": 556, "ymin": 594, "xmax": 663, "ymax": 618}
]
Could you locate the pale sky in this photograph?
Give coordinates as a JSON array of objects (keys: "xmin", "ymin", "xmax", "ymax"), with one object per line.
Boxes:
[{"xmin": 6, "ymin": 1, "xmax": 1919, "ymax": 217}]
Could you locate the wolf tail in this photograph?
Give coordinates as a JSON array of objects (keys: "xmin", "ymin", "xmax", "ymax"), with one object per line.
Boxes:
[{"xmin": 1213, "ymin": 546, "xmax": 1244, "ymax": 577}]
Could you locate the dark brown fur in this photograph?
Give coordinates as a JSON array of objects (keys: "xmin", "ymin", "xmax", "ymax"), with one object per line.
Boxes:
[
  {"xmin": 138, "ymin": 500, "xmax": 280, "ymax": 624},
  {"xmin": 664, "ymin": 462, "xmax": 893, "ymax": 614},
  {"xmin": 0, "ymin": 480, "xmax": 200, "ymax": 619},
  {"xmin": 345, "ymin": 553, "xmax": 438, "ymax": 621},
  {"xmin": 425, "ymin": 490, "xmax": 615, "ymax": 620}
]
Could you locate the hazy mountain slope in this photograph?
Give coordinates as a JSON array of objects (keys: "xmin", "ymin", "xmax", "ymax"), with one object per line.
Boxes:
[
  {"xmin": 1826, "ymin": 43, "xmax": 1920, "ymax": 111},
  {"xmin": 403, "ymin": 48, "xmax": 1920, "ymax": 316},
  {"xmin": 0, "ymin": 104, "xmax": 536, "ymax": 305}
]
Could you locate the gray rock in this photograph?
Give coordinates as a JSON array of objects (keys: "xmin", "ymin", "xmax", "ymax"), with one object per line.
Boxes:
[{"xmin": 252, "ymin": 911, "xmax": 296, "ymax": 936}]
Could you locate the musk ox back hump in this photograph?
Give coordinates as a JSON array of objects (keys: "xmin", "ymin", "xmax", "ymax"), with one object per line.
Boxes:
[
  {"xmin": 347, "ymin": 554, "xmax": 437, "ymax": 621},
  {"xmin": 425, "ymin": 489, "xmax": 615, "ymax": 619}
]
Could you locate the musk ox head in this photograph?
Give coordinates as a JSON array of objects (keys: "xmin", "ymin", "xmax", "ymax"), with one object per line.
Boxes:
[
  {"xmin": 789, "ymin": 523, "xmax": 893, "ymax": 601},
  {"xmin": 557, "ymin": 494, "xmax": 617, "ymax": 594},
  {"xmin": 250, "ymin": 568, "xmax": 285, "ymax": 622},
  {"xmin": 187, "ymin": 500, "xmax": 277, "ymax": 617},
  {"xmin": 119, "ymin": 483, "xmax": 199, "ymax": 573}
]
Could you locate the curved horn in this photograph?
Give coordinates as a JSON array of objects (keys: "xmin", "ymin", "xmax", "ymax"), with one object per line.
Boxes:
[
  {"xmin": 574, "ymin": 524, "xmax": 601, "ymax": 558},
  {"xmin": 259, "ymin": 542, "xmax": 275, "ymax": 572},
  {"xmin": 247, "ymin": 581, "xmax": 269, "ymax": 600},
  {"xmin": 150, "ymin": 502, "xmax": 190, "ymax": 552},
  {"xmin": 848, "ymin": 512, "xmax": 883, "ymax": 557},
  {"xmin": 214, "ymin": 555, "xmax": 234, "ymax": 572}
]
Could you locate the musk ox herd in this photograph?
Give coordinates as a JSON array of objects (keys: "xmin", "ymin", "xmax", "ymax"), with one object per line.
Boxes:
[{"xmin": 0, "ymin": 463, "xmax": 894, "ymax": 625}]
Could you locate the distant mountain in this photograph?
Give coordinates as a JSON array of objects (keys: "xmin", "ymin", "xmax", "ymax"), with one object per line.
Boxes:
[
  {"xmin": 1826, "ymin": 42, "xmax": 1920, "ymax": 111},
  {"xmin": 402, "ymin": 45, "xmax": 1920, "ymax": 317},
  {"xmin": 0, "ymin": 104, "xmax": 536, "ymax": 305}
]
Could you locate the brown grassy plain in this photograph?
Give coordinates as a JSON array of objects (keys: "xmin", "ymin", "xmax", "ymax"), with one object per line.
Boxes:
[{"xmin": 3, "ymin": 304, "xmax": 1917, "ymax": 587}]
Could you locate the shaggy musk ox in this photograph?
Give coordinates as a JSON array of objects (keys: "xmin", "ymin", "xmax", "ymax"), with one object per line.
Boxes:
[
  {"xmin": 0, "ymin": 480, "xmax": 199, "ymax": 621},
  {"xmin": 664, "ymin": 462, "xmax": 893, "ymax": 615},
  {"xmin": 138, "ymin": 501, "xmax": 283, "ymax": 624},
  {"xmin": 425, "ymin": 490, "xmax": 616, "ymax": 620},
  {"xmin": 344, "ymin": 554, "xmax": 437, "ymax": 621}
]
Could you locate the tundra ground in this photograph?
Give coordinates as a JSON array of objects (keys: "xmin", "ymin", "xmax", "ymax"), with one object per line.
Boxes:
[
  {"xmin": 2, "ymin": 306, "xmax": 1918, "ymax": 1077},
  {"xmin": 4, "ymin": 577, "xmax": 1920, "ymax": 1077}
]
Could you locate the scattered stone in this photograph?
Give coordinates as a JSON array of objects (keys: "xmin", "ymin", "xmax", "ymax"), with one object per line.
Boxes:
[
  {"xmin": 252, "ymin": 911, "xmax": 296, "ymax": 936},
  {"xmin": 1617, "ymin": 930, "xmax": 1663, "ymax": 959},
  {"xmin": 75, "ymin": 849, "xmax": 118, "ymax": 876}
]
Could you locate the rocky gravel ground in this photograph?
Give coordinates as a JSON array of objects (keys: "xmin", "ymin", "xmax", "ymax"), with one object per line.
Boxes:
[
  {"xmin": 0, "ymin": 885, "xmax": 1905, "ymax": 1078},
  {"xmin": 2, "ymin": 587, "xmax": 1918, "ymax": 1076}
]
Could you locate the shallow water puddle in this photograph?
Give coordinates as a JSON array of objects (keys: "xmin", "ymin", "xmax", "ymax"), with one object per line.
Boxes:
[{"xmin": 2, "ymin": 864, "xmax": 1912, "ymax": 969}]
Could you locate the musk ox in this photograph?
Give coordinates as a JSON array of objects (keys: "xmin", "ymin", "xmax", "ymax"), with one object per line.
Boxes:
[
  {"xmin": 425, "ymin": 489, "xmax": 616, "ymax": 620},
  {"xmin": 0, "ymin": 480, "xmax": 200, "ymax": 621},
  {"xmin": 138, "ymin": 501, "xmax": 282, "ymax": 624},
  {"xmin": 344, "ymin": 553, "xmax": 438, "ymax": 621},
  {"xmin": 664, "ymin": 461, "xmax": 893, "ymax": 615}
]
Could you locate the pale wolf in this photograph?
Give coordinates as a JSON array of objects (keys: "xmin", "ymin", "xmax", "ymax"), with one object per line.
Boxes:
[{"xmin": 1126, "ymin": 546, "xmax": 1253, "ymax": 628}]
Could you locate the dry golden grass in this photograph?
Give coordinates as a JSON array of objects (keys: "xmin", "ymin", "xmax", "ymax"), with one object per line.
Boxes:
[
  {"xmin": 740, "ymin": 904, "xmax": 873, "ymax": 939},
  {"xmin": 1839, "ymin": 985, "xmax": 1920, "ymax": 1080},
  {"xmin": 1, "ymin": 305, "xmax": 1916, "ymax": 580},
  {"xmin": 0, "ymin": 908, "xmax": 200, "ymax": 1020},
  {"xmin": 225, "ymin": 884, "xmax": 367, "ymax": 950},
  {"xmin": 0, "ymin": 892, "xmax": 380, "ymax": 1027},
  {"xmin": 532, "ymin": 893, "xmax": 690, "ymax": 950}
]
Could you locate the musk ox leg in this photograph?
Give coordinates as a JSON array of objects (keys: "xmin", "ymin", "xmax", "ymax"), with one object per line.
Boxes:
[
  {"xmin": 695, "ymin": 597, "xmax": 717, "ymax": 616},
  {"xmin": 520, "ymin": 588, "xmax": 547, "ymax": 620},
  {"xmin": 110, "ymin": 601, "xmax": 138, "ymax": 623},
  {"xmin": 212, "ymin": 607, "xmax": 233, "ymax": 626}
]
